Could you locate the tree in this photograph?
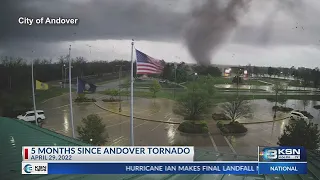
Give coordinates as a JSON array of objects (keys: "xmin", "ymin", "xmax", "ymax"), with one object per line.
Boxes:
[
  {"xmin": 311, "ymin": 68, "xmax": 320, "ymax": 88},
  {"xmin": 206, "ymin": 66, "xmax": 222, "ymax": 77},
  {"xmin": 149, "ymin": 80, "xmax": 161, "ymax": 98},
  {"xmin": 123, "ymin": 78, "xmax": 130, "ymax": 99},
  {"xmin": 199, "ymin": 75, "xmax": 215, "ymax": 96},
  {"xmin": 105, "ymin": 89, "xmax": 119, "ymax": 101},
  {"xmin": 175, "ymin": 62, "xmax": 189, "ymax": 83},
  {"xmin": 193, "ymin": 65, "xmax": 222, "ymax": 77},
  {"xmin": 301, "ymin": 100, "xmax": 310, "ymax": 111},
  {"xmin": 253, "ymin": 66, "xmax": 260, "ymax": 77},
  {"xmin": 161, "ymin": 63, "xmax": 174, "ymax": 81},
  {"xmin": 278, "ymin": 119, "xmax": 320, "ymax": 150},
  {"xmin": 176, "ymin": 82, "xmax": 213, "ymax": 120},
  {"xmin": 272, "ymin": 82, "xmax": 284, "ymax": 118},
  {"xmin": 220, "ymin": 98, "xmax": 252, "ymax": 122},
  {"xmin": 267, "ymin": 67, "xmax": 274, "ymax": 77},
  {"xmin": 77, "ymin": 114, "xmax": 108, "ymax": 145}
]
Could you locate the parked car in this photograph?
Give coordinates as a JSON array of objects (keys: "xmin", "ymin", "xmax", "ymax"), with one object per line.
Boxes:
[
  {"xmin": 17, "ymin": 110, "xmax": 46, "ymax": 123},
  {"xmin": 159, "ymin": 79, "xmax": 167, "ymax": 83},
  {"xmin": 289, "ymin": 111, "xmax": 308, "ymax": 121}
]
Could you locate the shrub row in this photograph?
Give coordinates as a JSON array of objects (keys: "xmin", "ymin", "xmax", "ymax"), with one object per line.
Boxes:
[
  {"xmin": 217, "ymin": 121, "xmax": 248, "ymax": 134},
  {"xmin": 178, "ymin": 120, "xmax": 208, "ymax": 134},
  {"xmin": 74, "ymin": 97, "xmax": 96, "ymax": 102}
]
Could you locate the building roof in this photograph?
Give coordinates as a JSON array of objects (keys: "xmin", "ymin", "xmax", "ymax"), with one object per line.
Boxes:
[{"xmin": 1, "ymin": 117, "xmax": 320, "ymax": 180}]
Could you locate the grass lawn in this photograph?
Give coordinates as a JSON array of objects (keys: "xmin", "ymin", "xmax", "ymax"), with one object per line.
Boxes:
[
  {"xmin": 210, "ymin": 77, "xmax": 271, "ymax": 86},
  {"xmin": 256, "ymin": 77, "xmax": 318, "ymax": 88},
  {"xmin": 96, "ymin": 77, "xmax": 128, "ymax": 85},
  {"xmin": 246, "ymin": 80, "xmax": 269, "ymax": 86},
  {"xmin": 35, "ymin": 87, "xmax": 75, "ymax": 103},
  {"xmin": 100, "ymin": 87, "xmax": 320, "ymax": 104},
  {"xmin": 101, "ymin": 89, "xmax": 177, "ymax": 100},
  {"xmin": 258, "ymin": 77, "xmax": 291, "ymax": 83},
  {"xmin": 120, "ymin": 81, "xmax": 183, "ymax": 89},
  {"xmin": 216, "ymin": 88, "xmax": 266, "ymax": 92},
  {"xmin": 185, "ymin": 77, "xmax": 270, "ymax": 86},
  {"xmin": 211, "ymin": 77, "xmax": 233, "ymax": 84},
  {"xmin": 287, "ymin": 80, "xmax": 315, "ymax": 88}
]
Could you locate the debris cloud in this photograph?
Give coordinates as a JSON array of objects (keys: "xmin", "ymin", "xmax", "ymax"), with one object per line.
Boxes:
[
  {"xmin": 185, "ymin": 0, "xmax": 251, "ymax": 65},
  {"xmin": 184, "ymin": 0, "xmax": 304, "ymax": 65}
]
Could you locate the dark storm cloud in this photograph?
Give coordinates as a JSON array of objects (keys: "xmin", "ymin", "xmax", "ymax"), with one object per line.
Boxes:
[
  {"xmin": 1, "ymin": 0, "xmax": 320, "ymax": 61},
  {"xmin": 0, "ymin": 0, "xmax": 187, "ymax": 44},
  {"xmin": 256, "ymin": 0, "xmax": 306, "ymax": 45}
]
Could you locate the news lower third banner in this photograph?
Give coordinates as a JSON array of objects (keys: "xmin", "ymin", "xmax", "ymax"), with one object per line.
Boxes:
[
  {"xmin": 22, "ymin": 162, "xmax": 307, "ymax": 174},
  {"xmin": 21, "ymin": 146, "xmax": 308, "ymax": 175},
  {"xmin": 22, "ymin": 146, "xmax": 194, "ymax": 162}
]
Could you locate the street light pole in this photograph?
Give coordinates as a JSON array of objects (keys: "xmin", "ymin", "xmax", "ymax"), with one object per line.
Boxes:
[
  {"xmin": 31, "ymin": 52, "xmax": 38, "ymax": 126},
  {"xmin": 68, "ymin": 45, "xmax": 75, "ymax": 138},
  {"xmin": 86, "ymin": 44, "xmax": 92, "ymax": 61},
  {"xmin": 64, "ymin": 67, "xmax": 68, "ymax": 88},
  {"xmin": 117, "ymin": 65, "xmax": 123, "ymax": 112},
  {"xmin": 62, "ymin": 64, "xmax": 66, "ymax": 88},
  {"xmin": 173, "ymin": 64, "xmax": 177, "ymax": 99},
  {"xmin": 130, "ymin": 40, "xmax": 134, "ymax": 146},
  {"xmin": 237, "ymin": 67, "xmax": 240, "ymax": 98}
]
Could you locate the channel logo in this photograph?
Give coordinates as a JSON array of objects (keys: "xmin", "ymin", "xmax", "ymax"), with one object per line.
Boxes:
[
  {"xmin": 259, "ymin": 147, "xmax": 306, "ymax": 162},
  {"xmin": 22, "ymin": 163, "xmax": 48, "ymax": 174},
  {"xmin": 23, "ymin": 164, "xmax": 32, "ymax": 173}
]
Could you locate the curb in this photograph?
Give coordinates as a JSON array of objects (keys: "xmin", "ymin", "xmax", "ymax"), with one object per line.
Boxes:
[
  {"xmin": 94, "ymin": 102, "xmax": 181, "ymax": 124},
  {"xmin": 214, "ymin": 116, "xmax": 289, "ymax": 125},
  {"xmin": 239, "ymin": 116, "xmax": 288, "ymax": 124},
  {"xmin": 220, "ymin": 132, "xmax": 248, "ymax": 136},
  {"xmin": 177, "ymin": 130, "xmax": 209, "ymax": 136}
]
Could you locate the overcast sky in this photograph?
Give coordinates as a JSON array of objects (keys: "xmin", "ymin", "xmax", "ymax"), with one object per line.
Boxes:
[{"xmin": 1, "ymin": 0, "xmax": 320, "ymax": 68}]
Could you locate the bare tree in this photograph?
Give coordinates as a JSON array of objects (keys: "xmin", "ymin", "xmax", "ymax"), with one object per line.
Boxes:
[
  {"xmin": 272, "ymin": 82, "xmax": 284, "ymax": 118},
  {"xmin": 221, "ymin": 98, "xmax": 252, "ymax": 122}
]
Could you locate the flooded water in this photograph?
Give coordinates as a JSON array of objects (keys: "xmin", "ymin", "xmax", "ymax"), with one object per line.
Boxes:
[{"xmin": 214, "ymin": 84, "xmax": 319, "ymax": 92}]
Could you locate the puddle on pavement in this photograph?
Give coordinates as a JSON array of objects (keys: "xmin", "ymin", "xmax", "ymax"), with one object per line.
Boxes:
[
  {"xmin": 42, "ymin": 95, "xmax": 320, "ymax": 154},
  {"xmin": 148, "ymin": 100, "xmax": 161, "ymax": 113}
]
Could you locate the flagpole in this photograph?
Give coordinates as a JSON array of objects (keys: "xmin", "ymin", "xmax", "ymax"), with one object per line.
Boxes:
[
  {"xmin": 77, "ymin": 77, "xmax": 78, "ymax": 93},
  {"xmin": 68, "ymin": 45, "xmax": 75, "ymax": 138},
  {"xmin": 31, "ymin": 55, "xmax": 38, "ymax": 126},
  {"xmin": 130, "ymin": 39, "xmax": 134, "ymax": 146}
]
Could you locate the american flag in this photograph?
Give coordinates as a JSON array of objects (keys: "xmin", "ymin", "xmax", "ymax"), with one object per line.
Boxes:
[{"xmin": 136, "ymin": 49, "xmax": 164, "ymax": 74}]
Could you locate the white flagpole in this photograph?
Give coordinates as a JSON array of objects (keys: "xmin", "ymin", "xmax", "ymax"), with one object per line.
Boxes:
[
  {"xmin": 31, "ymin": 55, "xmax": 38, "ymax": 126},
  {"xmin": 130, "ymin": 40, "xmax": 134, "ymax": 146},
  {"xmin": 77, "ymin": 77, "xmax": 78, "ymax": 93},
  {"xmin": 68, "ymin": 45, "xmax": 75, "ymax": 138}
]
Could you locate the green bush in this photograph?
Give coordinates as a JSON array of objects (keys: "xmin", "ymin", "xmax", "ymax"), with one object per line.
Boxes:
[
  {"xmin": 278, "ymin": 119, "xmax": 320, "ymax": 150},
  {"xmin": 77, "ymin": 114, "xmax": 108, "ymax": 145},
  {"xmin": 272, "ymin": 106, "xmax": 293, "ymax": 112},
  {"xmin": 216, "ymin": 121, "xmax": 223, "ymax": 128},
  {"xmin": 199, "ymin": 120, "xmax": 207, "ymax": 126},
  {"xmin": 218, "ymin": 121, "xmax": 247, "ymax": 134},
  {"xmin": 220, "ymin": 126, "xmax": 230, "ymax": 134},
  {"xmin": 178, "ymin": 121, "xmax": 209, "ymax": 134},
  {"xmin": 102, "ymin": 98, "xmax": 122, "ymax": 102},
  {"xmin": 74, "ymin": 94, "xmax": 96, "ymax": 102}
]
